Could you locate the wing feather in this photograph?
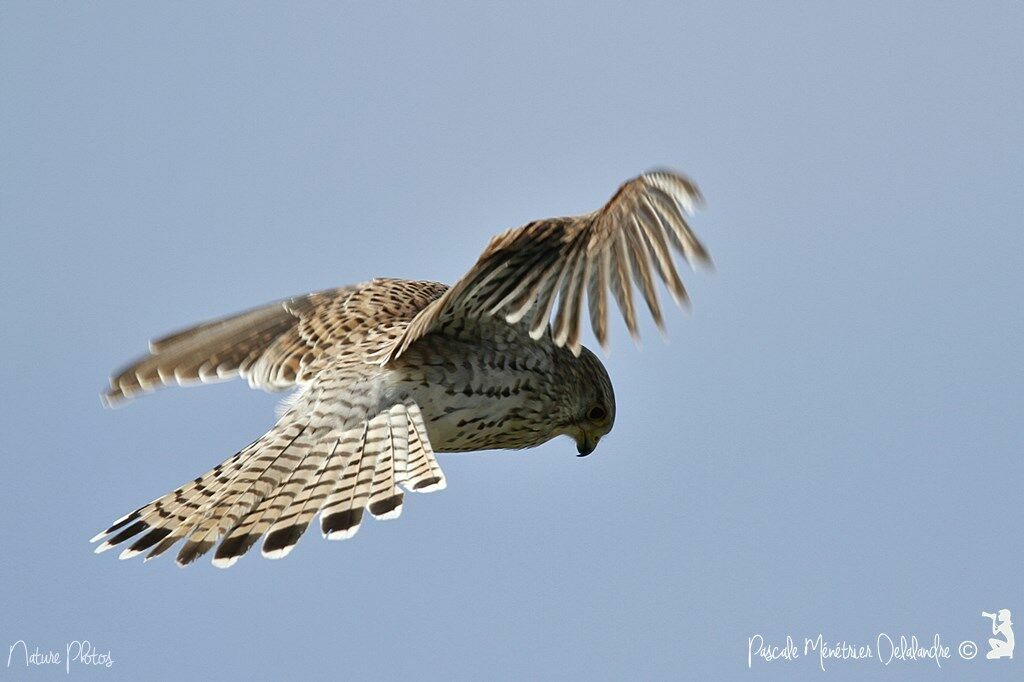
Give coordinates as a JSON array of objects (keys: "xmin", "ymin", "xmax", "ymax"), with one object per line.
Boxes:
[
  {"xmin": 528, "ymin": 252, "xmax": 573, "ymax": 340},
  {"xmin": 104, "ymin": 279, "xmax": 448, "ymax": 405},
  {"xmin": 384, "ymin": 170, "xmax": 709, "ymax": 362},
  {"xmin": 609, "ymin": 229, "xmax": 640, "ymax": 340},
  {"xmin": 637, "ymin": 196, "xmax": 690, "ymax": 307},
  {"xmin": 625, "ymin": 216, "xmax": 664, "ymax": 332},
  {"xmin": 587, "ymin": 248, "xmax": 611, "ymax": 349},
  {"xmin": 552, "ymin": 241, "xmax": 588, "ymax": 352}
]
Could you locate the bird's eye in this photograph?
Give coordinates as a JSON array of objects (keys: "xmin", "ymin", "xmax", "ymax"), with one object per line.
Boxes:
[{"xmin": 588, "ymin": 405, "xmax": 607, "ymax": 421}]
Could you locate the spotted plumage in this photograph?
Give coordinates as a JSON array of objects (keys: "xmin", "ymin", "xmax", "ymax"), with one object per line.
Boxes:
[{"xmin": 93, "ymin": 170, "xmax": 711, "ymax": 567}]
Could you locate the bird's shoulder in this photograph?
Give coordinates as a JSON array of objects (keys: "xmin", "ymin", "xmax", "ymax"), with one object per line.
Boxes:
[
  {"xmin": 287, "ymin": 278, "xmax": 451, "ymax": 371},
  {"xmin": 301, "ymin": 278, "xmax": 450, "ymax": 333}
]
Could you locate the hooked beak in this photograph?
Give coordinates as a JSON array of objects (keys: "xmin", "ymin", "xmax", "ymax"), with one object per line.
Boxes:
[{"xmin": 576, "ymin": 433, "xmax": 599, "ymax": 457}]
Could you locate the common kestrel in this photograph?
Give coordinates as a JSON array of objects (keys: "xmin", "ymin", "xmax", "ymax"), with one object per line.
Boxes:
[{"xmin": 92, "ymin": 170, "xmax": 712, "ymax": 567}]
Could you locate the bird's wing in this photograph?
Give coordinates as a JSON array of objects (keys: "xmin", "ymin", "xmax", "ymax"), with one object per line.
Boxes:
[
  {"xmin": 104, "ymin": 278, "xmax": 449, "ymax": 405},
  {"xmin": 385, "ymin": 170, "xmax": 711, "ymax": 361}
]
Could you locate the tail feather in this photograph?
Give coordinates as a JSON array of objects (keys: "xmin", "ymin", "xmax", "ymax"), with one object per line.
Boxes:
[
  {"xmin": 319, "ymin": 413, "xmax": 387, "ymax": 539},
  {"xmin": 399, "ymin": 403, "xmax": 447, "ymax": 493},
  {"xmin": 316, "ymin": 424, "xmax": 369, "ymax": 541},
  {"xmin": 367, "ymin": 405, "xmax": 405, "ymax": 520},
  {"xmin": 181, "ymin": 420, "xmax": 311, "ymax": 567},
  {"xmin": 91, "ymin": 401, "xmax": 446, "ymax": 567},
  {"xmin": 138, "ymin": 448, "xmax": 260, "ymax": 562},
  {"xmin": 260, "ymin": 435, "xmax": 343, "ymax": 558},
  {"xmin": 214, "ymin": 427, "xmax": 337, "ymax": 565},
  {"xmin": 91, "ymin": 441, "xmax": 258, "ymax": 555}
]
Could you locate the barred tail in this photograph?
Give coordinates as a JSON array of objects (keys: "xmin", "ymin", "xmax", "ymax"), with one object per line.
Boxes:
[{"xmin": 91, "ymin": 402, "xmax": 446, "ymax": 568}]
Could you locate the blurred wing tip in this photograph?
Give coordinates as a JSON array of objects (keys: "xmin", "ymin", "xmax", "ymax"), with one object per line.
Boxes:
[
  {"xmin": 642, "ymin": 168, "xmax": 704, "ymax": 199},
  {"xmin": 666, "ymin": 288, "xmax": 691, "ymax": 309}
]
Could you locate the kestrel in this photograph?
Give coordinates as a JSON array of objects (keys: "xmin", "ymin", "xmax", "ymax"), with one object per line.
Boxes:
[{"xmin": 92, "ymin": 170, "xmax": 712, "ymax": 567}]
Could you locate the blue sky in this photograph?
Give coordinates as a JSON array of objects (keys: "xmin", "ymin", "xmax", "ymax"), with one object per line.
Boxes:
[{"xmin": 1, "ymin": 2, "xmax": 1021, "ymax": 680}]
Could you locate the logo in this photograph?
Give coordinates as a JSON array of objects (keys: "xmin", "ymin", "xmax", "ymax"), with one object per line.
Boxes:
[{"xmin": 982, "ymin": 609, "xmax": 1014, "ymax": 660}]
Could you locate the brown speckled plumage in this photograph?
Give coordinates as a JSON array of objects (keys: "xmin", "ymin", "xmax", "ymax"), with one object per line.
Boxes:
[{"xmin": 93, "ymin": 170, "xmax": 710, "ymax": 567}]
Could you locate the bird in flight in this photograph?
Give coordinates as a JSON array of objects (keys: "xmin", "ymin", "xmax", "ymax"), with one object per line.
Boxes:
[{"xmin": 92, "ymin": 170, "xmax": 712, "ymax": 567}]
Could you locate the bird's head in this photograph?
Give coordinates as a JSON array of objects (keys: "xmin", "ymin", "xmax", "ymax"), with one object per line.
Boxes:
[{"xmin": 564, "ymin": 346, "xmax": 615, "ymax": 457}]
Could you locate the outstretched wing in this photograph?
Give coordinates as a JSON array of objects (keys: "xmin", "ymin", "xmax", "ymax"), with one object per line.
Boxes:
[
  {"xmin": 104, "ymin": 278, "xmax": 448, "ymax": 406},
  {"xmin": 385, "ymin": 170, "xmax": 711, "ymax": 362}
]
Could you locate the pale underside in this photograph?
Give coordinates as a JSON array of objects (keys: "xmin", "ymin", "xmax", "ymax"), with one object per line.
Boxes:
[{"xmin": 92, "ymin": 170, "xmax": 711, "ymax": 567}]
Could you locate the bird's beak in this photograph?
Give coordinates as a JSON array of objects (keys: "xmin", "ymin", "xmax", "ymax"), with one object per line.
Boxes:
[{"xmin": 576, "ymin": 433, "xmax": 598, "ymax": 457}]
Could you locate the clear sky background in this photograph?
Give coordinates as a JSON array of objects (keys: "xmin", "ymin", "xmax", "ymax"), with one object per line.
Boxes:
[{"xmin": 1, "ymin": 2, "xmax": 1021, "ymax": 680}]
